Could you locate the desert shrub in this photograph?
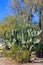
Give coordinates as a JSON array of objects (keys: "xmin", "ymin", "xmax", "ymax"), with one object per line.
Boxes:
[
  {"xmin": 2, "ymin": 43, "xmax": 35, "ymax": 62},
  {"xmin": 2, "ymin": 24, "xmax": 42, "ymax": 62}
]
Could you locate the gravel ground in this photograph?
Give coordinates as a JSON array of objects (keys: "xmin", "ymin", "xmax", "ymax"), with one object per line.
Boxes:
[{"xmin": 0, "ymin": 58, "xmax": 43, "ymax": 65}]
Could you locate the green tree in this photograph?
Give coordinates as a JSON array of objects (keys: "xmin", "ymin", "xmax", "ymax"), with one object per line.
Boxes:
[
  {"xmin": 10, "ymin": 0, "xmax": 43, "ymax": 26},
  {"xmin": 0, "ymin": 16, "xmax": 18, "ymax": 40}
]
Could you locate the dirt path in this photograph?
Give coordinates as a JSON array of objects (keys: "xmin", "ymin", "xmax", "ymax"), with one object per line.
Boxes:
[{"xmin": 0, "ymin": 58, "xmax": 43, "ymax": 65}]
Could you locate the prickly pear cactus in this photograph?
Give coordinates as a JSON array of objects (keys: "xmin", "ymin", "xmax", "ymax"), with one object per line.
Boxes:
[{"xmin": 10, "ymin": 24, "xmax": 42, "ymax": 49}]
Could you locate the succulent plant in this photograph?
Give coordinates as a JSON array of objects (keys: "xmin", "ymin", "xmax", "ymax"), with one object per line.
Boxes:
[
  {"xmin": 10, "ymin": 24, "xmax": 42, "ymax": 50},
  {"xmin": 2, "ymin": 24, "xmax": 42, "ymax": 62}
]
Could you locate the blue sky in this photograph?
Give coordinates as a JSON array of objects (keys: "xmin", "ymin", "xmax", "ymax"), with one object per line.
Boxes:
[
  {"xmin": 0, "ymin": 0, "xmax": 26, "ymax": 22},
  {"xmin": 0, "ymin": 0, "xmax": 13, "ymax": 21}
]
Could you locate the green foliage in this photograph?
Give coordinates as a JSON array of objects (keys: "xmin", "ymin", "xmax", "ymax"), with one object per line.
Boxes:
[
  {"xmin": 10, "ymin": 24, "xmax": 41, "ymax": 45},
  {"xmin": 2, "ymin": 24, "xmax": 42, "ymax": 62},
  {"xmin": 0, "ymin": 0, "xmax": 43, "ymax": 62},
  {"xmin": 2, "ymin": 43, "xmax": 35, "ymax": 62},
  {"xmin": 1, "ymin": 47, "xmax": 11, "ymax": 58},
  {"xmin": 0, "ymin": 16, "xmax": 18, "ymax": 40}
]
